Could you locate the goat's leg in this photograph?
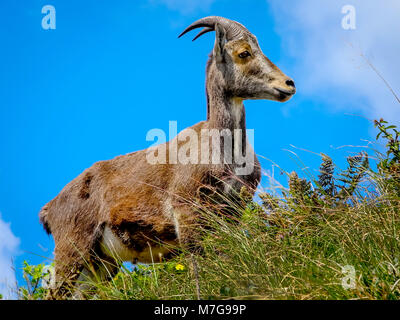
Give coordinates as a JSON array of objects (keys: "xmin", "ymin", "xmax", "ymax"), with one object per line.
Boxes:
[
  {"xmin": 172, "ymin": 205, "xmax": 203, "ymax": 299},
  {"xmin": 49, "ymin": 247, "xmax": 119, "ymax": 300},
  {"xmin": 46, "ymin": 223, "xmax": 109, "ymax": 299},
  {"xmin": 72, "ymin": 256, "xmax": 119, "ymax": 300},
  {"xmin": 172, "ymin": 205, "xmax": 203, "ymax": 252},
  {"xmin": 46, "ymin": 248, "xmax": 85, "ymax": 300}
]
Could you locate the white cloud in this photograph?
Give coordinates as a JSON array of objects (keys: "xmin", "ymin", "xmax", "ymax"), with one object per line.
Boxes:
[
  {"xmin": 268, "ymin": 0, "xmax": 400, "ymax": 122},
  {"xmin": 0, "ymin": 213, "xmax": 20, "ymax": 300},
  {"xmin": 149, "ymin": 0, "xmax": 215, "ymax": 15}
]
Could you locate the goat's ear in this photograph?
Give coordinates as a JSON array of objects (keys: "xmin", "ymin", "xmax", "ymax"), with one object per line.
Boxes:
[{"xmin": 213, "ymin": 23, "xmax": 226, "ymax": 63}]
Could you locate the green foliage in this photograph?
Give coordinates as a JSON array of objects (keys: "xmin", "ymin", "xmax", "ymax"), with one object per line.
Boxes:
[
  {"xmin": 375, "ymin": 118, "xmax": 400, "ymax": 172},
  {"xmin": 19, "ymin": 261, "xmax": 50, "ymax": 300},
  {"xmin": 88, "ymin": 260, "xmax": 191, "ymax": 300},
  {"xmin": 277, "ymin": 151, "xmax": 369, "ymax": 215},
  {"xmin": 374, "ymin": 119, "xmax": 400, "ymax": 196},
  {"xmin": 318, "ymin": 154, "xmax": 335, "ymax": 197},
  {"xmin": 336, "ymin": 152, "xmax": 369, "ymax": 200}
]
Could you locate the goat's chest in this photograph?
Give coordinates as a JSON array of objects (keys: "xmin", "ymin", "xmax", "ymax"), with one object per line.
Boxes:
[{"xmin": 221, "ymin": 148, "xmax": 261, "ymax": 195}]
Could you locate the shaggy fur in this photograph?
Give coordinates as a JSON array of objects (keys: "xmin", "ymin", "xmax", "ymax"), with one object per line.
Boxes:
[{"xmin": 39, "ymin": 16, "xmax": 295, "ymax": 298}]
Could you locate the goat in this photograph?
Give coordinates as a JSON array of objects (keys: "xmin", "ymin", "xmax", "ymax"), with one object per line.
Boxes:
[{"xmin": 39, "ymin": 16, "xmax": 295, "ymax": 298}]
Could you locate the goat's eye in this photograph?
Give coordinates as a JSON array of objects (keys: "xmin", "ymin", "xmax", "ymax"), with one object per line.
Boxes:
[{"xmin": 238, "ymin": 51, "xmax": 251, "ymax": 59}]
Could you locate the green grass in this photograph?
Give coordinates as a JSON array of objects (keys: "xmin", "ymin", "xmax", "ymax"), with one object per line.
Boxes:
[
  {"xmin": 95, "ymin": 189, "xmax": 400, "ymax": 300},
  {"xmin": 20, "ymin": 119, "xmax": 400, "ymax": 300}
]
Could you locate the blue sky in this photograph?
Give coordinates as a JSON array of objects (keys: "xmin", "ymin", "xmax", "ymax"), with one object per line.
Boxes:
[{"xmin": 1, "ymin": 0, "xmax": 399, "ymax": 298}]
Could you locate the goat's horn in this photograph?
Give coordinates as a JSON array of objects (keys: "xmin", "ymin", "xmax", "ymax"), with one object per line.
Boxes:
[
  {"xmin": 178, "ymin": 16, "xmax": 250, "ymax": 41},
  {"xmin": 192, "ymin": 27, "xmax": 213, "ymax": 41}
]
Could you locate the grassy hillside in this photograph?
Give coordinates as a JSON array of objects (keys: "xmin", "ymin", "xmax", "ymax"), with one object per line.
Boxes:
[{"xmin": 19, "ymin": 119, "xmax": 400, "ymax": 300}]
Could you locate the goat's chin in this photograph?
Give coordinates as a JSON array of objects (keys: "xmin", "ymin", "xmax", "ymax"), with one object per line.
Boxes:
[
  {"xmin": 235, "ymin": 87, "xmax": 294, "ymax": 102},
  {"xmin": 245, "ymin": 92, "xmax": 292, "ymax": 102},
  {"xmin": 276, "ymin": 93, "xmax": 293, "ymax": 102},
  {"xmin": 270, "ymin": 90, "xmax": 294, "ymax": 102}
]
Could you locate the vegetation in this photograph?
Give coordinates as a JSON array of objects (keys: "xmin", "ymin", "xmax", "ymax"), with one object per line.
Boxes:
[{"xmin": 19, "ymin": 119, "xmax": 400, "ymax": 300}]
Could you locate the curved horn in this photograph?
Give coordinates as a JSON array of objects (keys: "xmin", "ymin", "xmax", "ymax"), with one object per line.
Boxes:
[
  {"xmin": 178, "ymin": 16, "xmax": 250, "ymax": 41},
  {"xmin": 192, "ymin": 27, "xmax": 213, "ymax": 41}
]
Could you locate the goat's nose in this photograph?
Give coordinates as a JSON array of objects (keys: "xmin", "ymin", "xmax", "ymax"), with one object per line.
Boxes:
[{"xmin": 285, "ymin": 79, "xmax": 295, "ymax": 88}]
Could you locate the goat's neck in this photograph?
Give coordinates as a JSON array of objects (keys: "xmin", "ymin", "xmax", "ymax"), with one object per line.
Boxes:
[
  {"xmin": 206, "ymin": 72, "xmax": 247, "ymax": 158},
  {"xmin": 206, "ymin": 82, "xmax": 246, "ymax": 134}
]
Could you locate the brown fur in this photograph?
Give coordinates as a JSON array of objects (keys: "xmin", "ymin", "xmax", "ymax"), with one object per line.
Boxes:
[{"xmin": 39, "ymin": 17, "xmax": 295, "ymax": 298}]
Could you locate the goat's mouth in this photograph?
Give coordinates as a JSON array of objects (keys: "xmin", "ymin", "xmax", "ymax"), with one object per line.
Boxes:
[{"xmin": 274, "ymin": 87, "xmax": 295, "ymax": 101}]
